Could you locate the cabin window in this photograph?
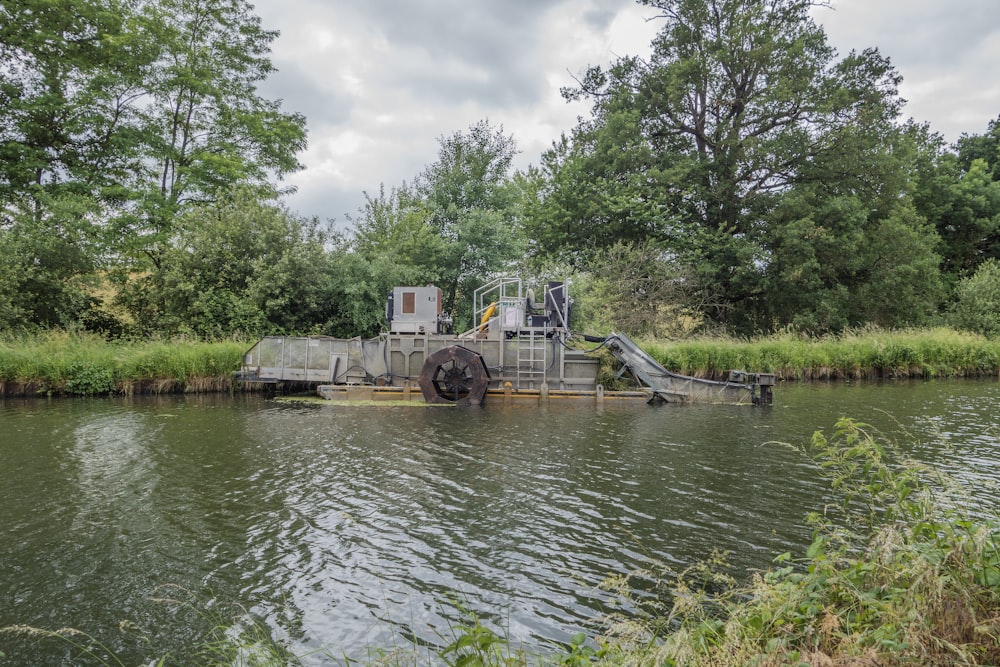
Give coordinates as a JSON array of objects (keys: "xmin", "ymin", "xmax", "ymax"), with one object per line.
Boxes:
[{"xmin": 402, "ymin": 292, "xmax": 415, "ymax": 314}]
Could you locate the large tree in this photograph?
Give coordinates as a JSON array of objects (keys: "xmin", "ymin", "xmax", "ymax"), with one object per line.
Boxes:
[
  {"xmin": 351, "ymin": 120, "xmax": 525, "ymax": 327},
  {"xmin": 529, "ymin": 0, "xmax": 935, "ymax": 332},
  {"xmin": 120, "ymin": 0, "xmax": 307, "ymax": 268},
  {"xmin": 416, "ymin": 120, "xmax": 524, "ymax": 315},
  {"xmin": 762, "ymin": 124, "xmax": 944, "ymax": 331},
  {"xmin": 0, "ymin": 0, "xmax": 148, "ymax": 329},
  {"xmin": 0, "ymin": 0, "xmax": 308, "ymax": 332},
  {"xmin": 923, "ymin": 117, "xmax": 1000, "ymax": 280},
  {"xmin": 0, "ymin": 0, "xmax": 148, "ymax": 202}
]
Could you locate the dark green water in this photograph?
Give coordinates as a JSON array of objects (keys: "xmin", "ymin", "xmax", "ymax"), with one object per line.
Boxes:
[{"xmin": 2, "ymin": 380, "xmax": 999, "ymax": 664}]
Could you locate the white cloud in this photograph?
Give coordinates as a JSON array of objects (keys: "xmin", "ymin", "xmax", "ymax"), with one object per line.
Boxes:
[
  {"xmin": 812, "ymin": 0, "xmax": 1000, "ymax": 141},
  {"xmin": 255, "ymin": 0, "xmax": 1000, "ymax": 223}
]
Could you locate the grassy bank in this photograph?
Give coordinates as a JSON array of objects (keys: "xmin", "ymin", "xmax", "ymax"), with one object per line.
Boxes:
[
  {"xmin": 0, "ymin": 331, "xmax": 248, "ymax": 397},
  {"xmin": 2, "ymin": 327, "xmax": 998, "ymax": 398},
  {"xmin": 640, "ymin": 326, "xmax": 1000, "ymax": 381},
  {"xmin": 612, "ymin": 418, "xmax": 1000, "ymax": 666}
]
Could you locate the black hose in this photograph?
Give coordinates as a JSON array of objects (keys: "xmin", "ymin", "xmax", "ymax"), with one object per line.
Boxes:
[{"xmin": 559, "ymin": 332, "xmax": 618, "ymax": 354}]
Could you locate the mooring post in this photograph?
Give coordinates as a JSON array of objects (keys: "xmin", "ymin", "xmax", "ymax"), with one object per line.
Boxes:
[
  {"xmin": 503, "ymin": 381, "xmax": 512, "ymax": 406},
  {"xmin": 596, "ymin": 383, "xmax": 604, "ymax": 406},
  {"xmin": 540, "ymin": 382, "xmax": 549, "ymax": 406}
]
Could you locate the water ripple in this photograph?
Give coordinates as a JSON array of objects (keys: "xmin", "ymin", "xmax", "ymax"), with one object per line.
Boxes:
[{"xmin": 3, "ymin": 383, "xmax": 999, "ymax": 664}]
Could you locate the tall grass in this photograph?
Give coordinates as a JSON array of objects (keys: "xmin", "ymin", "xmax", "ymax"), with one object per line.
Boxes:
[
  {"xmin": 3, "ymin": 327, "xmax": 998, "ymax": 396},
  {"xmin": 640, "ymin": 326, "xmax": 1000, "ymax": 380},
  {"xmin": 0, "ymin": 331, "xmax": 248, "ymax": 396}
]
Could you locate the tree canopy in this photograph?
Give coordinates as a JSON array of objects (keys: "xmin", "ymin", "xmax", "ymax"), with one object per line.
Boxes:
[
  {"xmin": 0, "ymin": 0, "xmax": 307, "ymax": 334},
  {"xmin": 351, "ymin": 120, "xmax": 524, "ymax": 327},
  {"xmin": 524, "ymin": 0, "xmax": 947, "ymax": 332},
  {"xmin": 1, "ymin": 0, "xmax": 999, "ymax": 339}
]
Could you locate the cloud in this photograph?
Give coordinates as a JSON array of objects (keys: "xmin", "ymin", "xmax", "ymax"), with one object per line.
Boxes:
[
  {"xmin": 813, "ymin": 0, "xmax": 1000, "ymax": 141},
  {"xmin": 255, "ymin": 0, "xmax": 1000, "ymax": 223},
  {"xmin": 254, "ymin": 0, "xmax": 655, "ymax": 223}
]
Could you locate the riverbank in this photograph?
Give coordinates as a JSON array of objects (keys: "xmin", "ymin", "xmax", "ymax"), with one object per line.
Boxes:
[
  {"xmin": 641, "ymin": 326, "xmax": 1000, "ymax": 381},
  {"xmin": 1, "ymin": 328, "xmax": 998, "ymax": 398},
  {"xmin": 0, "ymin": 332, "xmax": 247, "ymax": 397}
]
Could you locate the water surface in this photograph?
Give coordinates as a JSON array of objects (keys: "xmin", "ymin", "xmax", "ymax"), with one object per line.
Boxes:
[{"xmin": 2, "ymin": 380, "xmax": 999, "ymax": 663}]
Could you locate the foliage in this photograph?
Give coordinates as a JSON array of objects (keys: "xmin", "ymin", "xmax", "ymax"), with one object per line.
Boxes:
[
  {"xmin": 0, "ymin": 0, "xmax": 306, "ymax": 335},
  {"xmin": 957, "ymin": 114, "xmax": 1000, "ymax": 181},
  {"xmin": 560, "ymin": 241, "xmax": 712, "ymax": 338},
  {"xmin": 952, "ymin": 259, "xmax": 1000, "ymax": 337},
  {"xmin": 351, "ymin": 120, "xmax": 526, "ymax": 328},
  {"xmin": 4, "ymin": 0, "xmax": 1000, "ymax": 350},
  {"xmin": 439, "ymin": 606, "xmax": 525, "ymax": 667},
  {"xmin": 600, "ymin": 418, "xmax": 1000, "ymax": 667},
  {"xmin": 352, "ymin": 183, "xmax": 448, "ymax": 285},
  {"xmin": 912, "ymin": 118, "xmax": 1000, "ymax": 282},
  {"xmin": 324, "ymin": 251, "xmax": 427, "ymax": 338},
  {"xmin": 118, "ymin": 0, "xmax": 307, "ymax": 268},
  {"xmin": 0, "ymin": 193, "xmax": 107, "ymax": 331},
  {"xmin": 764, "ymin": 166, "xmax": 945, "ymax": 332},
  {"xmin": 526, "ymin": 0, "xmax": 947, "ymax": 334},
  {"xmin": 117, "ymin": 189, "xmax": 341, "ymax": 338},
  {"xmin": 0, "ymin": 0, "xmax": 145, "ymax": 201}
]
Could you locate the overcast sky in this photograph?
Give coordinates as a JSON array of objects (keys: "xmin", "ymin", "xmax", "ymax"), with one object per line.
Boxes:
[{"xmin": 251, "ymin": 0, "xmax": 1000, "ymax": 225}]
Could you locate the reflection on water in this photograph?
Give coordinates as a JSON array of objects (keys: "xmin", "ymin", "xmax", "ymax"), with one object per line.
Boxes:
[{"xmin": 1, "ymin": 380, "xmax": 999, "ymax": 663}]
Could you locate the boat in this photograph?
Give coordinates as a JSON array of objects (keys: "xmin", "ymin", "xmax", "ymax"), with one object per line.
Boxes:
[{"xmin": 236, "ymin": 277, "xmax": 774, "ymax": 406}]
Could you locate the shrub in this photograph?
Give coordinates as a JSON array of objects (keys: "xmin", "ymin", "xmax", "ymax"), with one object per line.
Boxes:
[{"xmin": 953, "ymin": 259, "xmax": 1000, "ymax": 337}]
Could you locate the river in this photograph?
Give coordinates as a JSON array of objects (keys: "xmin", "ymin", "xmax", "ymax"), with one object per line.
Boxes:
[{"xmin": 2, "ymin": 379, "xmax": 999, "ymax": 664}]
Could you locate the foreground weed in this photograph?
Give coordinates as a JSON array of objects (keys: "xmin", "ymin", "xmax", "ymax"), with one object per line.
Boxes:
[
  {"xmin": 595, "ymin": 418, "xmax": 1000, "ymax": 666},
  {"xmin": 151, "ymin": 585, "xmax": 296, "ymax": 667},
  {"xmin": 437, "ymin": 602, "xmax": 527, "ymax": 667},
  {"xmin": 0, "ymin": 624, "xmax": 138, "ymax": 667}
]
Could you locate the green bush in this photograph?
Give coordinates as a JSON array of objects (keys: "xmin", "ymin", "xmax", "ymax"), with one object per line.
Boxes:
[{"xmin": 953, "ymin": 259, "xmax": 1000, "ymax": 337}]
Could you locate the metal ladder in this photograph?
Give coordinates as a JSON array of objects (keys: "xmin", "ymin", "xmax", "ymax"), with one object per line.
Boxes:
[{"xmin": 516, "ymin": 330, "xmax": 547, "ymax": 388}]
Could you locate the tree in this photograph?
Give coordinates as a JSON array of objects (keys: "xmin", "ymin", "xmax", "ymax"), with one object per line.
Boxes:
[
  {"xmin": 351, "ymin": 183, "xmax": 448, "ymax": 286},
  {"xmin": 956, "ymin": 115, "xmax": 1000, "ymax": 180},
  {"xmin": 350, "ymin": 120, "xmax": 525, "ymax": 328},
  {"xmin": 573, "ymin": 240, "xmax": 715, "ymax": 337},
  {"xmin": 535, "ymin": 0, "xmax": 912, "ymax": 332},
  {"xmin": 952, "ymin": 259, "xmax": 1000, "ymax": 337},
  {"xmin": 0, "ymin": 0, "xmax": 148, "ymax": 203},
  {"xmin": 0, "ymin": 194, "xmax": 105, "ymax": 331},
  {"xmin": 120, "ymin": 0, "xmax": 307, "ymax": 268},
  {"xmin": 119, "ymin": 189, "xmax": 340, "ymax": 337},
  {"xmin": 915, "ymin": 118, "xmax": 1000, "ymax": 281},
  {"xmin": 0, "ymin": 0, "xmax": 150, "ymax": 332},
  {"xmin": 759, "ymin": 120, "xmax": 945, "ymax": 331},
  {"xmin": 0, "ymin": 0, "xmax": 308, "ymax": 331},
  {"xmin": 416, "ymin": 120, "xmax": 525, "ymax": 317}
]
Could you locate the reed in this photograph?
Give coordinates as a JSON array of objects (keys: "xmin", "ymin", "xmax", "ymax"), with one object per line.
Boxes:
[
  {"xmin": 0, "ymin": 331, "xmax": 248, "ymax": 396},
  {"xmin": 2, "ymin": 327, "xmax": 998, "ymax": 397},
  {"xmin": 640, "ymin": 327, "xmax": 1000, "ymax": 380}
]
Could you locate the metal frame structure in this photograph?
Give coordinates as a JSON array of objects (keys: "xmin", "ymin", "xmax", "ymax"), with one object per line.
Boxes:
[{"xmin": 236, "ymin": 276, "xmax": 775, "ymax": 405}]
